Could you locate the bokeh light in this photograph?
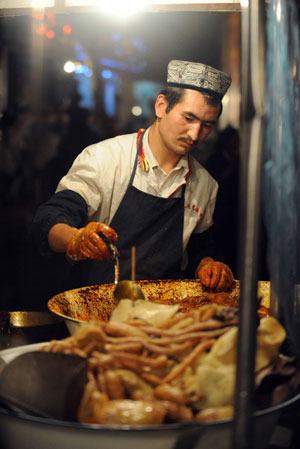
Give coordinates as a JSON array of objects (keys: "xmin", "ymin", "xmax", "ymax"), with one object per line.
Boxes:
[
  {"xmin": 45, "ymin": 30, "xmax": 55, "ymax": 39},
  {"xmin": 63, "ymin": 24, "xmax": 72, "ymax": 35},
  {"xmin": 131, "ymin": 105, "xmax": 142, "ymax": 116},
  {"xmin": 64, "ymin": 61, "xmax": 75, "ymax": 73}
]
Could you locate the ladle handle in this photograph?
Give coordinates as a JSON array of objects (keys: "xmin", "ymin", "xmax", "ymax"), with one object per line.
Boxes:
[{"xmin": 131, "ymin": 246, "xmax": 136, "ymax": 282}]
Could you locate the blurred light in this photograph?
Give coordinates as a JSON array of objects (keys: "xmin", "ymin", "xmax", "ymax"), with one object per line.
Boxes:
[
  {"xmin": 35, "ymin": 24, "xmax": 47, "ymax": 35},
  {"xmin": 75, "ymin": 72, "xmax": 94, "ymax": 109},
  {"xmin": 74, "ymin": 63, "xmax": 84, "ymax": 74},
  {"xmin": 46, "ymin": 14, "xmax": 55, "ymax": 27},
  {"xmin": 104, "ymin": 83, "xmax": 116, "ymax": 117},
  {"xmin": 102, "ymin": 69, "xmax": 113, "ymax": 79},
  {"xmin": 32, "ymin": 1, "xmax": 47, "ymax": 8},
  {"xmin": 32, "ymin": 14, "xmax": 44, "ymax": 20},
  {"xmin": 99, "ymin": 58, "xmax": 128, "ymax": 71},
  {"xmin": 72, "ymin": 63, "xmax": 93, "ymax": 78},
  {"xmin": 84, "ymin": 67, "xmax": 93, "ymax": 77},
  {"xmin": 45, "ymin": 30, "xmax": 55, "ymax": 39},
  {"xmin": 77, "ymin": 52, "xmax": 87, "ymax": 61},
  {"xmin": 64, "ymin": 61, "xmax": 75, "ymax": 73},
  {"xmin": 131, "ymin": 105, "xmax": 142, "ymax": 117},
  {"xmin": 240, "ymin": 0, "xmax": 249, "ymax": 7},
  {"xmin": 276, "ymin": 2, "xmax": 282, "ymax": 22},
  {"xmin": 63, "ymin": 24, "xmax": 72, "ymax": 35},
  {"xmin": 74, "ymin": 44, "xmax": 83, "ymax": 52},
  {"xmin": 96, "ymin": 0, "xmax": 148, "ymax": 18}
]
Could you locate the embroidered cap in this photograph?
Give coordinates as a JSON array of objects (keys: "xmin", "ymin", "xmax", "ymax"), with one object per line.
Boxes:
[{"xmin": 167, "ymin": 60, "xmax": 232, "ymax": 100}]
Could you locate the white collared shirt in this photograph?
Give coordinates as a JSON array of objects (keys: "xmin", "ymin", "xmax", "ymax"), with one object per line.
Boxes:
[{"xmin": 56, "ymin": 128, "xmax": 218, "ymax": 266}]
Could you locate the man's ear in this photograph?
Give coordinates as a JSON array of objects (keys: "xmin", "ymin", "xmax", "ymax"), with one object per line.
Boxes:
[{"xmin": 154, "ymin": 94, "xmax": 168, "ymax": 119}]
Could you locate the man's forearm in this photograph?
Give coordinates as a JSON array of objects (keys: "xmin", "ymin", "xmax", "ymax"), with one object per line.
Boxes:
[{"xmin": 48, "ymin": 223, "xmax": 79, "ymax": 253}]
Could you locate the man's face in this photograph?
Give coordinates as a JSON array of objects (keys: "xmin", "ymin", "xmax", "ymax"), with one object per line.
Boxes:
[{"xmin": 155, "ymin": 90, "xmax": 220, "ymax": 157}]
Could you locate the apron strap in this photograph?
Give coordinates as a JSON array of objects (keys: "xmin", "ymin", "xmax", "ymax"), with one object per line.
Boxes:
[
  {"xmin": 129, "ymin": 129, "xmax": 187, "ymax": 199},
  {"xmin": 129, "ymin": 130, "xmax": 146, "ymax": 186}
]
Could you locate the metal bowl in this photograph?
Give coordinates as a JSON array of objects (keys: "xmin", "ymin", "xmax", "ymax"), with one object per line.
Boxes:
[
  {"xmin": 0, "ymin": 340, "xmax": 298, "ymax": 449},
  {"xmin": 47, "ymin": 279, "xmax": 270, "ymax": 334}
]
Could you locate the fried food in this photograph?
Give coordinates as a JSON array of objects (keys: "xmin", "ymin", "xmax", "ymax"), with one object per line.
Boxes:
[
  {"xmin": 196, "ymin": 258, "xmax": 234, "ymax": 292},
  {"xmin": 90, "ymin": 399, "xmax": 166, "ymax": 425},
  {"xmin": 66, "ymin": 222, "xmax": 118, "ymax": 261},
  {"xmin": 40, "ymin": 304, "xmax": 291, "ymax": 426},
  {"xmin": 196, "ymin": 405, "xmax": 234, "ymax": 422}
]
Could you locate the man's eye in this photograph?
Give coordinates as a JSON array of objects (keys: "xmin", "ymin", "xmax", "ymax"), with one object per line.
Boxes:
[
  {"xmin": 203, "ymin": 123, "xmax": 213, "ymax": 129},
  {"xmin": 184, "ymin": 116, "xmax": 193, "ymax": 122}
]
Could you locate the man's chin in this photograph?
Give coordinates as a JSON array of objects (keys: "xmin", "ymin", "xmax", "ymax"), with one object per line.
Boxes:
[{"xmin": 177, "ymin": 144, "xmax": 194, "ymax": 154}]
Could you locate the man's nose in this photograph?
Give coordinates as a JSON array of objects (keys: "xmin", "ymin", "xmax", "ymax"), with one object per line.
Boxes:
[{"xmin": 187, "ymin": 123, "xmax": 202, "ymax": 142}]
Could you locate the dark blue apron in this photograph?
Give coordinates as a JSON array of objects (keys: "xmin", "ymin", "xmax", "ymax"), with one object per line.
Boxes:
[{"xmin": 74, "ymin": 130, "xmax": 187, "ymax": 285}]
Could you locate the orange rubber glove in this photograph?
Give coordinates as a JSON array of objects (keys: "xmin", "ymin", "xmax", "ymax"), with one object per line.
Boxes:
[
  {"xmin": 66, "ymin": 222, "xmax": 118, "ymax": 261},
  {"xmin": 196, "ymin": 257, "xmax": 234, "ymax": 292}
]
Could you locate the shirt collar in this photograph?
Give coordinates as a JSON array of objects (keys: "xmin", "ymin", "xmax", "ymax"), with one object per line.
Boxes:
[{"xmin": 140, "ymin": 128, "xmax": 192, "ymax": 176}]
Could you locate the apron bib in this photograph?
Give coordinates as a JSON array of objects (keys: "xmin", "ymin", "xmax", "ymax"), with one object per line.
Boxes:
[{"xmin": 73, "ymin": 130, "xmax": 186, "ymax": 286}]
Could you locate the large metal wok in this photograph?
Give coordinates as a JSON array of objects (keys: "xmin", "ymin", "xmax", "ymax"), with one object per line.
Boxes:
[
  {"xmin": 47, "ymin": 279, "xmax": 271, "ymax": 334},
  {"xmin": 0, "ymin": 280, "xmax": 298, "ymax": 449},
  {"xmin": 1, "ymin": 398, "xmax": 299, "ymax": 449},
  {"xmin": 0, "ymin": 341, "xmax": 299, "ymax": 449}
]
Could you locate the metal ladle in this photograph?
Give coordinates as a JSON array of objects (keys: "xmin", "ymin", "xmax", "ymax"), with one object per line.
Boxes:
[{"xmin": 113, "ymin": 246, "xmax": 145, "ymax": 303}]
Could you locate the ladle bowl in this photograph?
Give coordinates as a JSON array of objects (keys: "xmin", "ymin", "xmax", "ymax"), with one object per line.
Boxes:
[
  {"xmin": 113, "ymin": 247, "xmax": 145, "ymax": 304},
  {"xmin": 113, "ymin": 280, "xmax": 146, "ymax": 303}
]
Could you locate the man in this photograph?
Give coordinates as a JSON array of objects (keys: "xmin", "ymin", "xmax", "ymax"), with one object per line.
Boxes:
[{"xmin": 30, "ymin": 60, "xmax": 232, "ymax": 289}]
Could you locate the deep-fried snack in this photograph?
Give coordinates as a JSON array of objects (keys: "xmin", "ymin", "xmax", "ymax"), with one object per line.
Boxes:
[
  {"xmin": 196, "ymin": 405, "xmax": 234, "ymax": 422},
  {"xmin": 66, "ymin": 222, "xmax": 118, "ymax": 261},
  {"xmin": 40, "ymin": 309, "xmax": 289, "ymax": 426},
  {"xmin": 90, "ymin": 399, "xmax": 166, "ymax": 425},
  {"xmin": 154, "ymin": 384, "xmax": 187, "ymax": 405}
]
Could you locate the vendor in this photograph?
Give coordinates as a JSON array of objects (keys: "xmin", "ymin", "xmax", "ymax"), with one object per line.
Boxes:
[{"xmin": 30, "ymin": 59, "xmax": 232, "ymax": 288}]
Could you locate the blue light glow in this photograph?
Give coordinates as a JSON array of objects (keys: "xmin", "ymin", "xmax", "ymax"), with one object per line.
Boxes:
[
  {"xmin": 102, "ymin": 69, "xmax": 113, "ymax": 79},
  {"xmin": 74, "ymin": 64, "xmax": 84, "ymax": 74},
  {"xmin": 74, "ymin": 73, "xmax": 94, "ymax": 109},
  {"xmin": 77, "ymin": 52, "xmax": 87, "ymax": 61},
  {"xmin": 99, "ymin": 58, "xmax": 128, "ymax": 71},
  {"xmin": 104, "ymin": 83, "xmax": 116, "ymax": 117},
  {"xmin": 84, "ymin": 67, "xmax": 93, "ymax": 77}
]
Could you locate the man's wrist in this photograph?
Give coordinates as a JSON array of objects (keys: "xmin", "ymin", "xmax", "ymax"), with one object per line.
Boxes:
[{"xmin": 48, "ymin": 223, "xmax": 79, "ymax": 253}]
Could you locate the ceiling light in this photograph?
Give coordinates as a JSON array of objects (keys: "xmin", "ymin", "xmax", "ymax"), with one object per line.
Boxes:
[{"xmin": 96, "ymin": 0, "xmax": 148, "ymax": 18}]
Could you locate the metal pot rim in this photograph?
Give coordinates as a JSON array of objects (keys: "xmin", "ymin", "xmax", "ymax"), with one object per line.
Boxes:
[{"xmin": 0, "ymin": 389, "xmax": 299, "ymax": 431}]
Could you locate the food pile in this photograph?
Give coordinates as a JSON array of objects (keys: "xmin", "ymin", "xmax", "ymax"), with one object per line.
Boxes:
[{"xmin": 40, "ymin": 303, "xmax": 300, "ymax": 426}]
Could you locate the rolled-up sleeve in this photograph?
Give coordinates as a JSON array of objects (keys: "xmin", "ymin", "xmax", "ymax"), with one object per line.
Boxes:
[
  {"xmin": 56, "ymin": 144, "xmax": 103, "ymax": 216},
  {"xmin": 29, "ymin": 189, "xmax": 88, "ymax": 256}
]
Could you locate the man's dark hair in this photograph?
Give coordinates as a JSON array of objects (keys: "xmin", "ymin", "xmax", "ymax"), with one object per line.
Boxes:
[{"xmin": 159, "ymin": 86, "xmax": 222, "ymax": 117}]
